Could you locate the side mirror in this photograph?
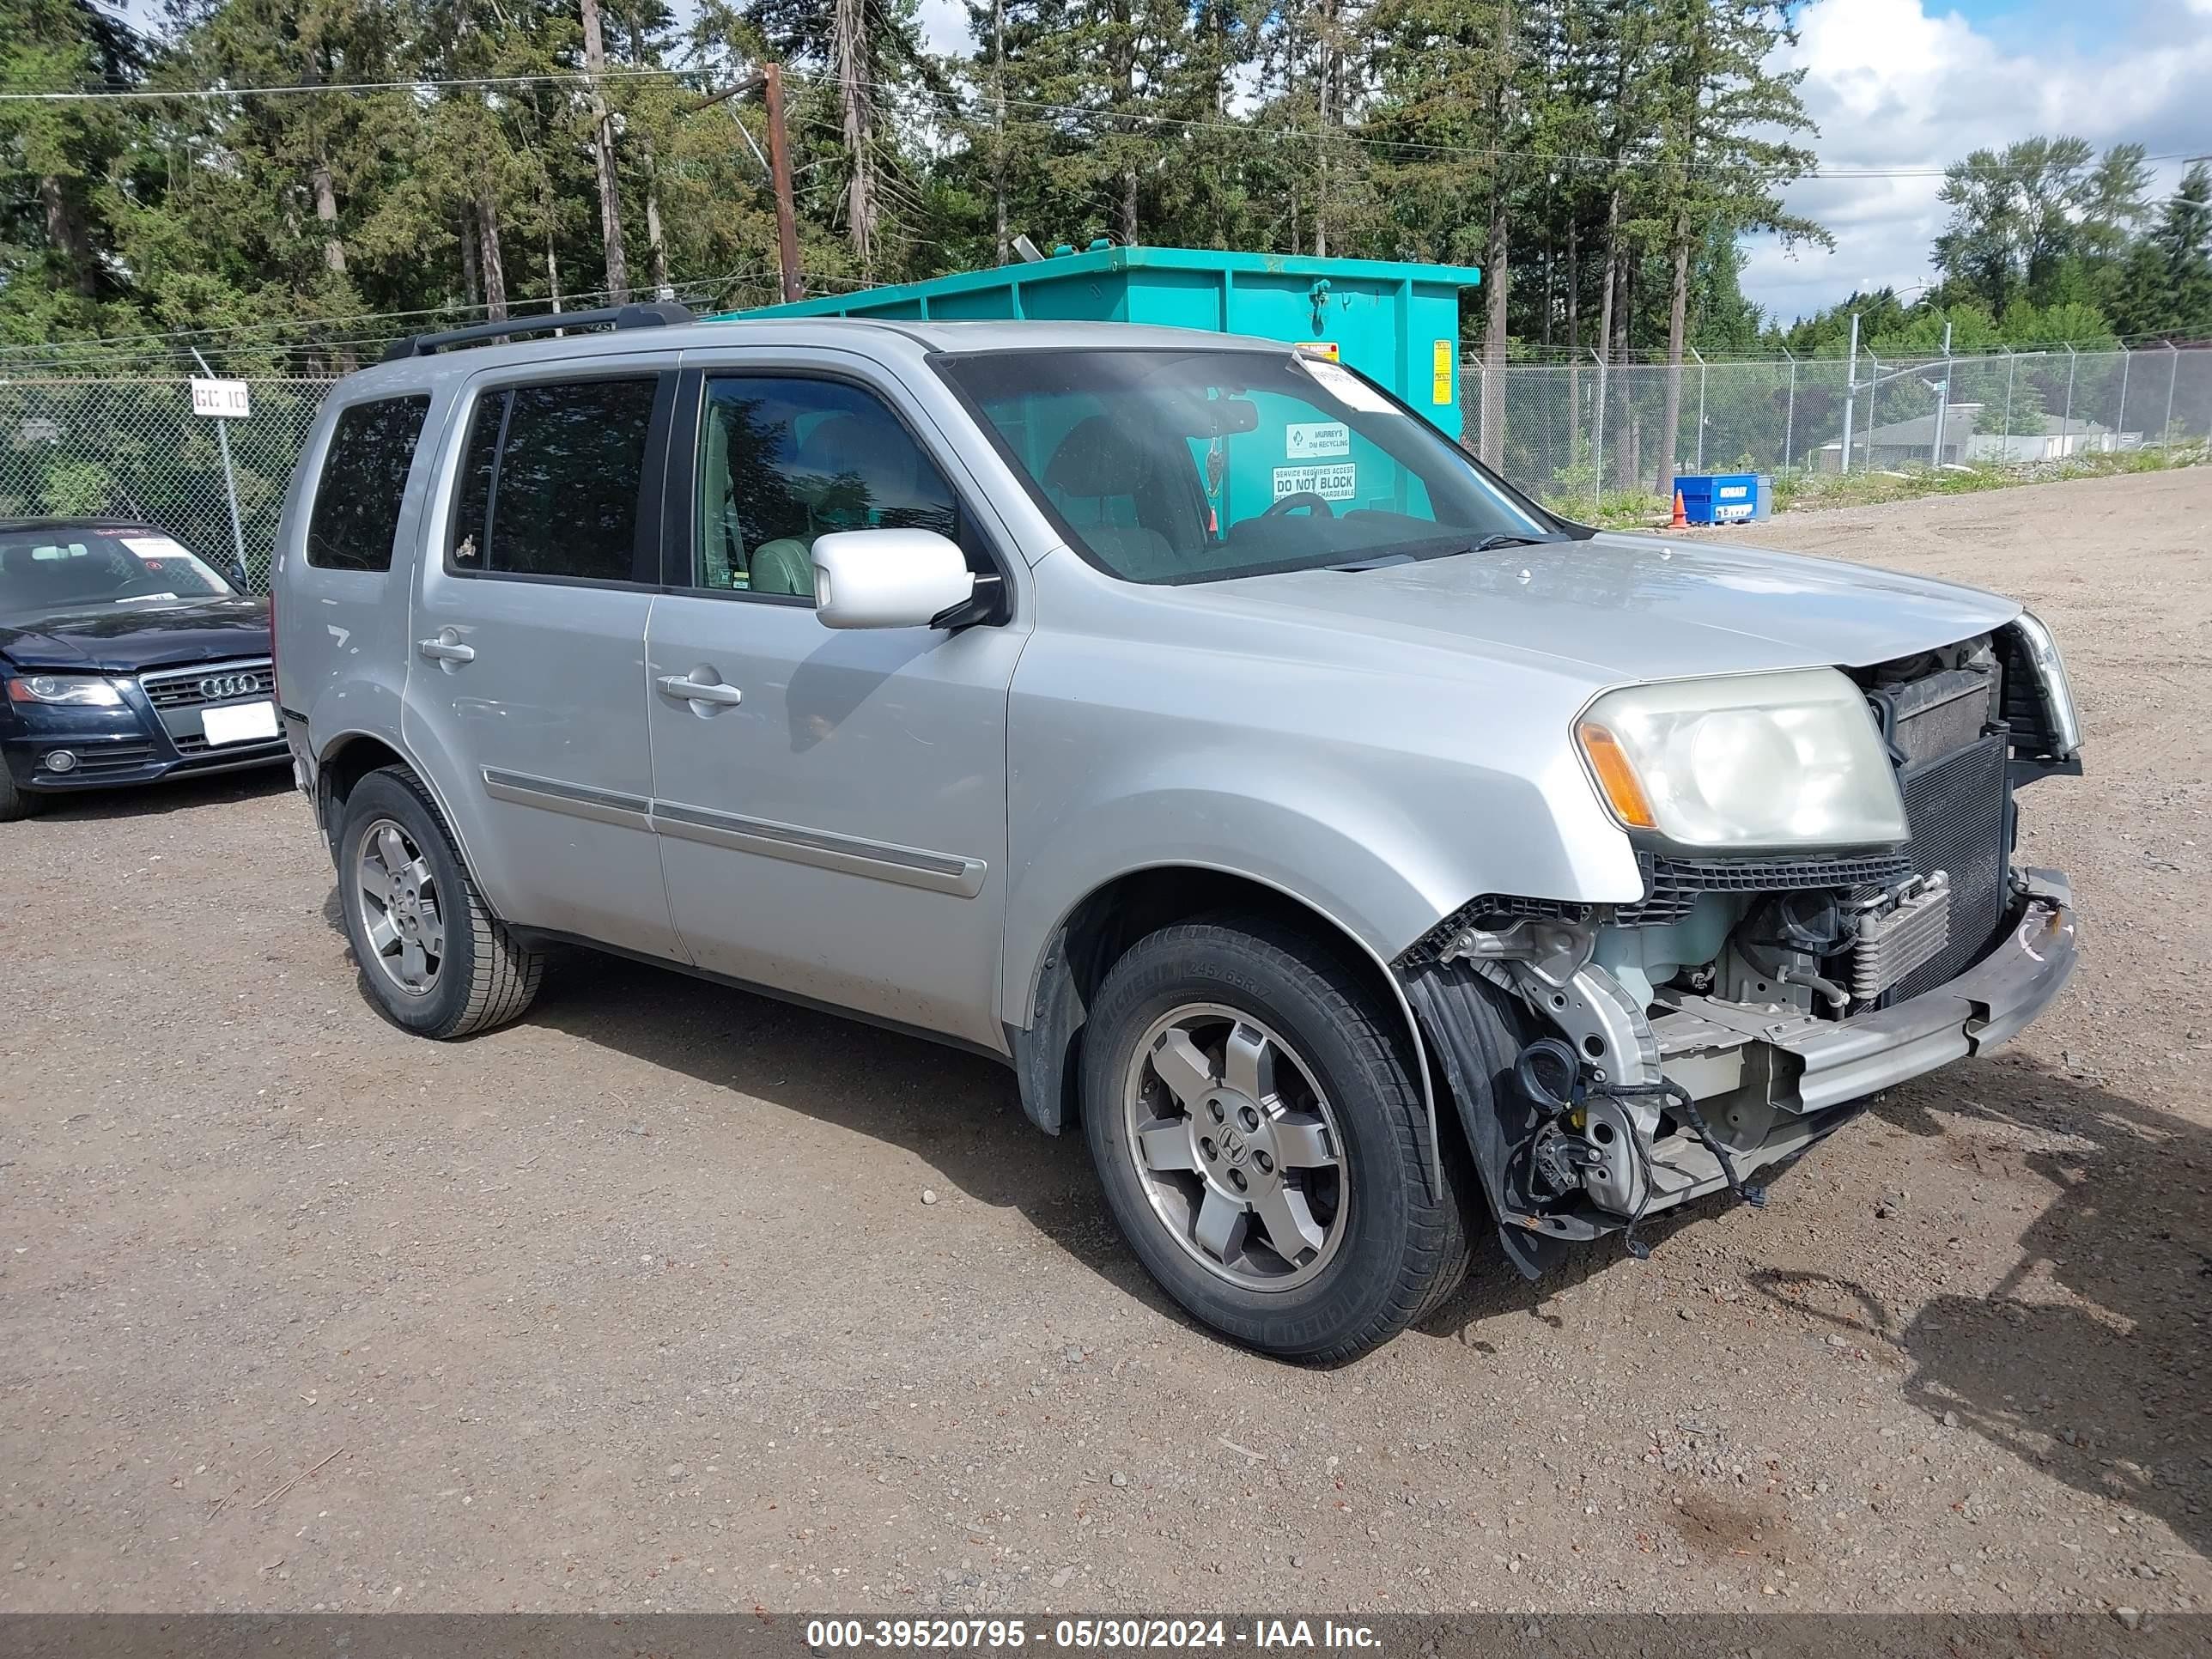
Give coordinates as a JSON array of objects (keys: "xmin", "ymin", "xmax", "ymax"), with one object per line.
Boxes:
[
  {"xmin": 227, "ymin": 561, "xmax": 252, "ymax": 592},
  {"xmin": 811, "ymin": 528, "xmax": 975, "ymax": 629}
]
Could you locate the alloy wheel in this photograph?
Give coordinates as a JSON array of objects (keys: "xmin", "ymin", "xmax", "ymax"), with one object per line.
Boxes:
[
  {"xmin": 353, "ymin": 817, "xmax": 446, "ymax": 997},
  {"xmin": 1121, "ymin": 1002, "xmax": 1349, "ymax": 1291}
]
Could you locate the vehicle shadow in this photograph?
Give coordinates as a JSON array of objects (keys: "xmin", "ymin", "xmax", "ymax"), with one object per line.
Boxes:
[
  {"xmin": 1764, "ymin": 1061, "xmax": 2210, "ymax": 1559},
  {"xmin": 21, "ymin": 763, "xmax": 292, "ymax": 823},
  {"xmin": 314, "ymin": 906, "xmax": 1173, "ymax": 1313}
]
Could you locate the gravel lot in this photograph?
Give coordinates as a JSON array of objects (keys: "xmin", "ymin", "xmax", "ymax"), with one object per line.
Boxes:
[{"xmin": 2, "ymin": 468, "xmax": 2206, "ymax": 1619}]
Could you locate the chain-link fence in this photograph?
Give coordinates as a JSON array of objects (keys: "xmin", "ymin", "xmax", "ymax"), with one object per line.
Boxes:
[
  {"xmin": 1462, "ymin": 343, "xmax": 2212, "ymax": 514},
  {"xmin": 8, "ymin": 343, "xmax": 2211, "ymax": 586},
  {"xmin": 1, "ymin": 375, "xmax": 334, "ymax": 590}
]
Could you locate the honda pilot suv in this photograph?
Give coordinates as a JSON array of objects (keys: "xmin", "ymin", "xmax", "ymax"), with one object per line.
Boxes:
[{"xmin": 273, "ymin": 304, "xmax": 2081, "ymax": 1361}]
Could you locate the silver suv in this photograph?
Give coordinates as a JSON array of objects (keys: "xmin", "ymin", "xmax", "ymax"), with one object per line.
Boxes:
[{"xmin": 274, "ymin": 305, "xmax": 2081, "ymax": 1361}]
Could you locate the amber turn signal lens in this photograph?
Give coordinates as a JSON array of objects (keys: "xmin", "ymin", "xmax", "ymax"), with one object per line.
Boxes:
[{"xmin": 1577, "ymin": 719, "xmax": 1656, "ymax": 830}]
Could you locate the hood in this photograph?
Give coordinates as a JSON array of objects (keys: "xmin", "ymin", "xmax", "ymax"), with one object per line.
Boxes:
[
  {"xmin": 1177, "ymin": 531, "xmax": 2019, "ymax": 684},
  {"xmin": 0, "ymin": 595, "xmax": 270, "ymax": 674}
]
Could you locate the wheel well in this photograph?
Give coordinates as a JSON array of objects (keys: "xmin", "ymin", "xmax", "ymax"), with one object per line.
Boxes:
[
  {"xmin": 316, "ymin": 733, "xmax": 409, "ymax": 851},
  {"xmin": 1012, "ymin": 866, "xmax": 1429, "ymax": 1143}
]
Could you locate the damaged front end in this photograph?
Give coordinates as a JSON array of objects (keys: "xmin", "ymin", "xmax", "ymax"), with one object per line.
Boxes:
[{"xmin": 1401, "ymin": 623, "xmax": 2081, "ymax": 1277}]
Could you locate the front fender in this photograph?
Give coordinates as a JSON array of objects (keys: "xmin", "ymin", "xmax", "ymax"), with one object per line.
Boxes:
[{"xmin": 1001, "ymin": 776, "xmax": 1498, "ymax": 1033}]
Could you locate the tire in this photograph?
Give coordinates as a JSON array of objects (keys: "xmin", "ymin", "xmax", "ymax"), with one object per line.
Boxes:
[
  {"xmin": 1080, "ymin": 915, "xmax": 1468, "ymax": 1364},
  {"xmin": 0, "ymin": 765, "xmax": 37, "ymax": 823},
  {"xmin": 336, "ymin": 764, "xmax": 542, "ymax": 1038}
]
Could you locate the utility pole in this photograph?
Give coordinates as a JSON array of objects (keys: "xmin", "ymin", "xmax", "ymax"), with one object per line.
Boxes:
[
  {"xmin": 1929, "ymin": 319, "xmax": 1953, "ymax": 466},
  {"xmin": 1840, "ymin": 313, "xmax": 1860, "ymax": 475},
  {"xmin": 689, "ymin": 69, "xmax": 805, "ymax": 305},
  {"xmin": 764, "ymin": 64, "xmax": 803, "ymax": 304}
]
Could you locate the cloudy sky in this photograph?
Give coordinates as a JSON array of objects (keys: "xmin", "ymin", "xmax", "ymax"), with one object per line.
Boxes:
[{"xmin": 1738, "ymin": 0, "xmax": 2212, "ymax": 322}]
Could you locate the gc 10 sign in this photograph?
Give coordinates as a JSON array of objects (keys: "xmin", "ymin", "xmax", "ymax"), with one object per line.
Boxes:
[{"xmin": 190, "ymin": 377, "xmax": 252, "ymax": 419}]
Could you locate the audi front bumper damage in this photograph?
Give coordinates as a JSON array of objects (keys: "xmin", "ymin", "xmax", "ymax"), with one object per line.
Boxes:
[{"xmin": 1405, "ymin": 870, "xmax": 2076, "ymax": 1278}]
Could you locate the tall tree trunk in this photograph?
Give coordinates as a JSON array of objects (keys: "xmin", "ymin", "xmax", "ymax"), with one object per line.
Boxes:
[
  {"xmin": 459, "ymin": 201, "xmax": 482, "ymax": 309},
  {"xmin": 580, "ymin": 0, "xmax": 629, "ymax": 302},
  {"xmin": 1112, "ymin": 2, "xmax": 1138, "ymax": 246},
  {"xmin": 993, "ymin": 0, "xmax": 1008, "ymax": 263},
  {"xmin": 1481, "ymin": 187, "xmax": 1510, "ymax": 469},
  {"xmin": 477, "ymin": 193, "xmax": 508, "ymax": 320},
  {"xmin": 1565, "ymin": 207, "xmax": 1579, "ymax": 352},
  {"xmin": 1656, "ymin": 201, "xmax": 1692, "ymax": 501},
  {"xmin": 833, "ymin": 0, "xmax": 877, "ymax": 272},
  {"xmin": 312, "ymin": 146, "xmax": 347, "ymax": 276},
  {"xmin": 1315, "ymin": 0, "xmax": 1334, "ymax": 258},
  {"xmin": 643, "ymin": 156, "xmax": 669, "ymax": 298},
  {"xmin": 40, "ymin": 176, "xmax": 98, "ymax": 297},
  {"xmin": 544, "ymin": 202, "xmax": 564, "ymax": 333}
]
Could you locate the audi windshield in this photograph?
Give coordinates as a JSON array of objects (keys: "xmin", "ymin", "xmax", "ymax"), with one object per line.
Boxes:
[
  {"xmin": 0, "ymin": 528, "xmax": 235, "ymax": 623},
  {"xmin": 938, "ymin": 346, "xmax": 1567, "ymax": 585}
]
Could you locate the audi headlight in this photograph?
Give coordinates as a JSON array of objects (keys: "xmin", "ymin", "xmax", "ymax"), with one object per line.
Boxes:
[
  {"xmin": 1576, "ymin": 668, "xmax": 1907, "ymax": 849},
  {"xmin": 6, "ymin": 674, "xmax": 124, "ymax": 708},
  {"xmin": 2011, "ymin": 611, "xmax": 2081, "ymax": 758}
]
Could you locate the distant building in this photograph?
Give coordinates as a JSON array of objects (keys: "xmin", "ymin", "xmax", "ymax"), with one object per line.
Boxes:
[{"xmin": 1813, "ymin": 404, "xmax": 2135, "ymax": 471}]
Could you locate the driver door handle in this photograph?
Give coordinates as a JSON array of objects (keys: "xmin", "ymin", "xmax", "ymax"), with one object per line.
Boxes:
[
  {"xmin": 417, "ymin": 635, "xmax": 475, "ymax": 664},
  {"xmin": 658, "ymin": 674, "xmax": 743, "ymax": 707}
]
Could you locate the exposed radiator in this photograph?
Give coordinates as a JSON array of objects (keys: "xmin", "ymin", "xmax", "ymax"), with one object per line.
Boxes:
[{"xmin": 1892, "ymin": 731, "xmax": 2011, "ymax": 1000}]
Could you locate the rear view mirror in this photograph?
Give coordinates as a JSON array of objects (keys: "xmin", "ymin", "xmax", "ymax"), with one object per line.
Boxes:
[
  {"xmin": 811, "ymin": 528, "xmax": 975, "ymax": 629},
  {"xmin": 1174, "ymin": 397, "xmax": 1259, "ymax": 438}
]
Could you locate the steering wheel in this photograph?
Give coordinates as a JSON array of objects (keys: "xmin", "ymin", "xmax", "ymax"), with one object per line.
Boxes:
[{"xmin": 1262, "ymin": 491, "xmax": 1336, "ymax": 519}]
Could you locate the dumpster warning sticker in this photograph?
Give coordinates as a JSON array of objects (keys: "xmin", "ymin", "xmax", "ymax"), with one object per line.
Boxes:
[
  {"xmin": 1431, "ymin": 340, "xmax": 1454, "ymax": 404},
  {"xmin": 1286, "ymin": 422, "xmax": 1350, "ymax": 460},
  {"xmin": 1273, "ymin": 464, "xmax": 1357, "ymax": 502}
]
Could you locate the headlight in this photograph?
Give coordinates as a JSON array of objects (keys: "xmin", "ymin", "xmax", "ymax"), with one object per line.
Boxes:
[
  {"xmin": 2011, "ymin": 611, "xmax": 2081, "ymax": 758},
  {"xmin": 5, "ymin": 674, "xmax": 125, "ymax": 708},
  {"xmin": 1577, "ymin": 668, "xmax": 1907, "ymax": 849}
]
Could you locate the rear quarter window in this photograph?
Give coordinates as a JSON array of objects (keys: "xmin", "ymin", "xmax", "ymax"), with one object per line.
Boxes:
[{"xmin": 306, "ymin": 394, "xmax": 432, "ymax": 572}]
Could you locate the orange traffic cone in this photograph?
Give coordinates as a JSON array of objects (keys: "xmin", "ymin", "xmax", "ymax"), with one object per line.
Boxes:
[{"xmin": 1668, "ymin": 489, "xmax": 1688, "ymax": 529}]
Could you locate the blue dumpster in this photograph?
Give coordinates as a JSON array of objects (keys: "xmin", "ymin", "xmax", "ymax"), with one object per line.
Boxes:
[
  {"xmin": 720, "ymin": 245, "xmax": 1483, "ymax": 439},
  {"xmin": 1675, "ymin": 473, "xmax": 1759, "ymax": 526}
]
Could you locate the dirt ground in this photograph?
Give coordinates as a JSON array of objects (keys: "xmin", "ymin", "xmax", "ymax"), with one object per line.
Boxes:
[{"xmin": 2, "ymin": 467, "xmax": 2207, "ymax": 1620}]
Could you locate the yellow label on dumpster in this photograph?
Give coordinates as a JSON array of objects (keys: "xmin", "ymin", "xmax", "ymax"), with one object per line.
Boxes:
[
  {"xmin": 1431, "ymin": 340, "xmax": 1453, "ymax": 404},
  {"xmin": 1296, "ymin": 340, "xmax": 1340, "ymax": 362}
]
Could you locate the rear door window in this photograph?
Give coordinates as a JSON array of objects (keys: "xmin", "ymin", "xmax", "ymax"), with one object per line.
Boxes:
[
  {"xmin": 450, "ymin": 378, "xmax": 662, "ymax": 584},
  {"xmin": 306, "ymin": 394, "xmax": 431, "ymax": 571}
]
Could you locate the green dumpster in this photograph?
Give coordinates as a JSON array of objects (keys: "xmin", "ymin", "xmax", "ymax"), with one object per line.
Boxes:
[{"xmin": 718, "ymin": 245, "xmax": 1482, "ymax": 440}]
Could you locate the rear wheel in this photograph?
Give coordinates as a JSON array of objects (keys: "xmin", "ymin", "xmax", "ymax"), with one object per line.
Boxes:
[
  {"xmin": 1080, "ymin": 916, "xmax": 1468, "ymax": 1363},
  {"xmin": 337, "ymin": 766, "xmax": 542, "ymax": 1038}
]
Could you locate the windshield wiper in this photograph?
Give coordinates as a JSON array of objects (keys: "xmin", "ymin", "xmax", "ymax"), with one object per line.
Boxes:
[
  {"xmin": 1468, "ymin": 532, "xmax": 1567, "ymax": 551},
  {"xmin": 1326, "ymin": 552, "xmax": 1419, "ymax": 572}
]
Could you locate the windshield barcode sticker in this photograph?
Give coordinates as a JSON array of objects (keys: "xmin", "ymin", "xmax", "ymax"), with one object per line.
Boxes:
[{"xmin": 1273, "ymin": 465, "xmax": 1357, "ymax": 502}]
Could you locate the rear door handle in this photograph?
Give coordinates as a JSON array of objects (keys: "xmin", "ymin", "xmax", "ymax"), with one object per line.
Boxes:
[
  {"xmin": 418, "ymin": 635, "xmax": 475, "ymax": 664},
  {"xmin": 657, "ymin": 674, "xmax": 743, "ymax": 707}
]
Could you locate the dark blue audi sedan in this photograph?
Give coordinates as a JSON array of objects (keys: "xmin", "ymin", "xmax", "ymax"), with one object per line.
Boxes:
[{"xmin": 0, "ymin": 519, "xmax": 283, "ymax": 820}]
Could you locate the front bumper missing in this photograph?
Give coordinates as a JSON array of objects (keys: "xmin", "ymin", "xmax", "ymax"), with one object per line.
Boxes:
[{"xmin": 1409, "ymin": 869, "xmax": 2077, "ymax": 1275}]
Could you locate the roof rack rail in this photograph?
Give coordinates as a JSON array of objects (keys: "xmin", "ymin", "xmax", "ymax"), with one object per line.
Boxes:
[{"xmin": 381, "ymin": 301, "xmax": 694, "ymax": 362}]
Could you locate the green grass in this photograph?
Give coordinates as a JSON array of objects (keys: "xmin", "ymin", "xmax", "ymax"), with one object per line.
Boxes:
[{"xmin": 1534, "ymin": 442, "xmax": 2210, "ymax": 531}]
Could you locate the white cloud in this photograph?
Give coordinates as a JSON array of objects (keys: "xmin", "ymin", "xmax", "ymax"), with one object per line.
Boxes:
[{"xmin": 1743, "ymin": 0, "xmax": 2212, "ymax": 325}]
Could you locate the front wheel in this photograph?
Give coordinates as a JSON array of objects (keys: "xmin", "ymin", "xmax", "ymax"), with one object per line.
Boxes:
[{"xmin": 1080, "ymin": 917, "xmax": 1468, "ymax": 1363}]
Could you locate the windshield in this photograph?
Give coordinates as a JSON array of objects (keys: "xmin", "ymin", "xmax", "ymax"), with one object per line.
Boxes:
[
  {"xmin": 0, "ymin": 528, "xmax": 234, "ymax": 623},
  {"xmin": 938, "ymin": 347, "xmax": 1561, "ymax": 584}
]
